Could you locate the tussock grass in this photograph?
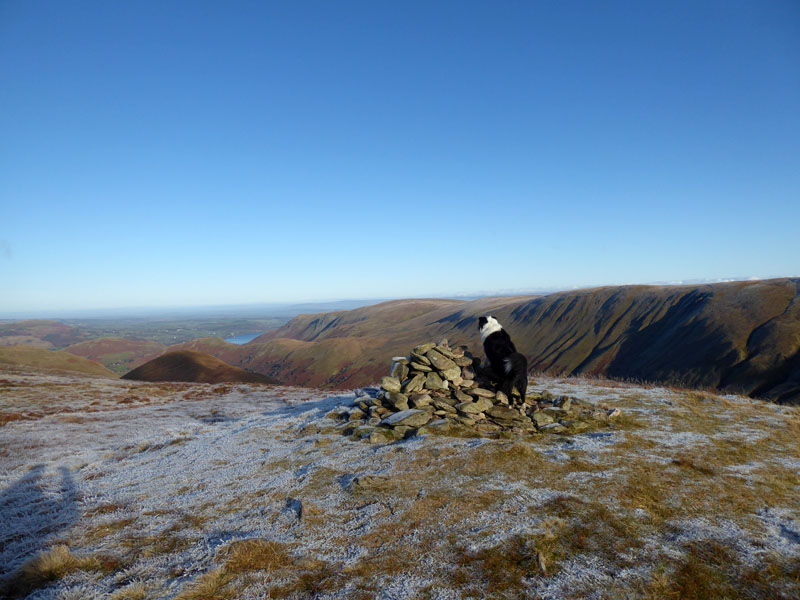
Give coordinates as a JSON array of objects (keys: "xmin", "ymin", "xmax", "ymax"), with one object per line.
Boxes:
[
  {"xmin": 641, "ymin": 539, "xmax": 800, "ymax": 600},
  {"xmin": 175, "ymin": 538, "xmax": 339, "ymax": 600},
  {"xmin": 109, "ymin": 581, "xmax": 153, "ymax": 600},
  {"xmin": 1, "ymin": 544, "xmax": 122, "ymax": 599}
]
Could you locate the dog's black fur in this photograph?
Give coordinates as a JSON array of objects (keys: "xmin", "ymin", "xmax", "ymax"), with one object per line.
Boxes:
[{"xmin": 478, "ymin": 315, "xmax": 528, "ymax": 403}]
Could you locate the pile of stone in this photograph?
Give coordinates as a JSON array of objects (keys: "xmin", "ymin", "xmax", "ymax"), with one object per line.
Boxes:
[{"xmin": 330, "ymin": 340, "xmax": 621, "ymax": 444}]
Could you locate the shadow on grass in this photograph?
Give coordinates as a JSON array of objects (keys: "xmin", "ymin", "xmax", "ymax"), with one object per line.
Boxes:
[{"xmin": 0, "ymin": 464, "xmax": 79, "ymax": 595}]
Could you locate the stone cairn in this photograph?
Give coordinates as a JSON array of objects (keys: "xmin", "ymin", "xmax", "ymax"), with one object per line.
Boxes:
[{"xmin": 330, "ymin": 340, "xmax": 621, "ymax": 444}]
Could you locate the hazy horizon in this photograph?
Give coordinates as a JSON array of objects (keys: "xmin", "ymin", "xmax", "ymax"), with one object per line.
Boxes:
[
  {"xmin": 1, "ymin": 274, "xmax": 796, "ymax": 321},
  {"xmin": 2, "ymin": 1, "xmax": 798, "ymax": 314}
]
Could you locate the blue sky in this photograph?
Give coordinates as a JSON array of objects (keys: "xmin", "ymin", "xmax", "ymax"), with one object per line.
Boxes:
[{"xmin": 1, "ymin": 0, "xmax": 798, "ymax": 314}]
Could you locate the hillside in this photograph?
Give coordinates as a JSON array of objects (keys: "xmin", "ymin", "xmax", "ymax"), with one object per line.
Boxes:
[
  {"xmin": 121, "ymin": 350, "xmax": 278, "ymax": 385},
  {"xmin": 0, "ymin": 347, "xmax": 116, "ymax": 378},
  {"xmin": 0, "ymin": 320, "xmax": 87, "ymax": 349},
  {"xmin": 0, "ymin": 371, "xmax": 797, "ymax": 598},
  {"xmin": 176, "ymin": 279, "xmax": 800, "ymax": 404},
  {"xmin": 63, "ymin": 338, "xmax": 166, "ymax": 375}
]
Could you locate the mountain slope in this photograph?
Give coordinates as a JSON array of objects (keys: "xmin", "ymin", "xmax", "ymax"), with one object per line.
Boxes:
[
  {"xmin": 0, "ymin": 347, "xmax": 116, "ymax": 378},
  {"xmin": 178, "ymin": 279, "xmax": 800, "ymax": 403},
  {"xmin": 121, "ymin": 350, "xmax": 278, "ymax": 384},
  {"xmin": 0, "ymin": 320, "xmax": 86, "ymax": 349},
  {"xmin": 62, "ymin": 338, "xmax": 166, "ymax": 375}
]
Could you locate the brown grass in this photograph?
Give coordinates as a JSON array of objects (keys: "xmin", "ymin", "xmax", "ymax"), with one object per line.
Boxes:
[
  {"xmin": 175, "ymin": 538, "xmax": 340, "ymax": 600},
  {"xmin": 1, "ymin": 544, "xmax": 123, "ymax": 599},
  {"xmin": 641, "ymin": 539, "xmax": 800, "ymax": 600},
  {"xmin": 109, "ymin": 581, "xmax": 153, "ymax": 600}
]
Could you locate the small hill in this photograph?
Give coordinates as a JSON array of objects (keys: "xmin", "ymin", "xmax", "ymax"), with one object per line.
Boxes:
[
  {"xmin": 121, "ymin": 350, "xmax": 278, "ymax": 384},
  {"xmin": 0, "ymin": 347, "xmax": 116, "ymax": 377},
  {"xmin": 63, "ymin": 338, "xmax": 166, "ymax": 375},
  {"xmin": 0, "ymin": 320, "xmax": 87, "ymax": 349}
]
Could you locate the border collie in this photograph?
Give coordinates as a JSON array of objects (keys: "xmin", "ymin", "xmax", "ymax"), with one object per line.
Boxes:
[{"xmin": 478, "ymin": 315, "xmax": 528, "ymax": 403}]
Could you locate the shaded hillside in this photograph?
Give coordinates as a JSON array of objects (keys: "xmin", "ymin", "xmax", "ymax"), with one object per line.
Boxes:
[
  {"xmin": 63, "ymin": 338, "xmax": 166, "ymax": 375},
  {"xmin": 0, "ymin": 320, "xmax": 87, "ymax": 349},
  {"xmin": 175, "ymin": 280, "xmax": 800, "ymax": 404},
  {"xmin": 0, "ymin": 347, "xmax": 116, "ymax": 378},
  {"xmin": 122, "ymin": 350, "xmax": 278, "ymax": 385}
]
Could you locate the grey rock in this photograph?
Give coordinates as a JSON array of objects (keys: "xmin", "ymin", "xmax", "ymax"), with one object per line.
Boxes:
[
  {"xmin": 555, "ymin": 396, "xmax": 572, "ymax": 411},
  {"xmin": 410, "ymin": 393, "xmax": 433, "ymax": 408},
  {"xmin": 410, "ymin": 352, "xmax": 431, "ymax": 366},
  {"xmin": 369, "ymin": 429, "xmax": 398, "ymax": 444},
  {"xmin": 351, "ymin": 425, "xmax": 376, "ymax": 440},
  {"xmin": 413, "ymin": 342, "xmax": 437, "ymax": 355},
  {"xmin": 451, "ymin": 346, "xmax": 466, "ymax": 358},
  {"xmin": 402, "ymin": 373, "xmax": 426, "ymax": 394},
  {"xmin": 454, "ymin": 390, "xmax": 473, "ymax": 403},
  {"xmin": 348, "ymin": 407, "xmax": 367, "ymax": 421},
  {"xmin": 434, "ymin": 345, "xmax": 455, "ymax": 359},
  {"xmin": 461, "ymin": 365, "xmax": 476, "ymax": 379},
  {"xmin": 473, "ymin": 397, "xmax": 494, "ymax": 412},
  {"xmin": 391, "ymin": 356, "xmax": 410, "ymax": 364},
  {"xmin": 392, "ymin": 425, "xmax": 413, "ymax": 439},
  {"xmin": 391, "ymin": 362, "xmax": 409, "ymax": 381},
  {"xmin": 381, "ymin": 376, "xmax": 402, "ymax": 393},
  {"xmin": 386, "ymin": 392, "xmax": 409, "ymax": 411},
  {"xmin": 540, "ymin": 422, "xmax": 568, "ymax": 434},
  {"xmin": 426, "ymin": 349, "xmax": 457, "ymax": 371},
  {"xmin": 417, "ymin": 419, "xmax": 455, "ymax": 436},
  {"xmin": 432, "ymin": 399, "xmax": 457, "ymax": 413},
  {"xmin": 380, "ymin": 409, "xmax": 432, "ymax": 428},
  {"xmin": 487, "ymin": 405, "xmax": 524, "ymax": 421},
  {"xmin": 425, "ymin": 372, "xmax": 448, "ymax": 390},
  {"xmin": 441, "ymin": 366, "xmax": 462, "ymax": 381},
  {"xmin": 456, "ymin": 401, "xmax": 484, "ymax": 415},
  {"xmin": 284, "ymin": 497, "xmax": 303, "ymax": 520},
  {"xmin": 532, "ymin": 412, "xmax": 555, "ymax": 427},
  {"xmin": 469, "ymin": 387, "xmax": 496, "ymax": 399},
  {"xmin": 454, "ymin": 355, "xmax": 473, "ymax": 367},
  {"xmin": 410, "ymin": 361, "xmax": 432, "ymax": 372}
]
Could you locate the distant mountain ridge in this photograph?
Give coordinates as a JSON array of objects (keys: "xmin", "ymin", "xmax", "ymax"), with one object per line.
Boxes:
[{"xmin": 173, "ymin": 279, "xmax": 800, "ymax": 404}]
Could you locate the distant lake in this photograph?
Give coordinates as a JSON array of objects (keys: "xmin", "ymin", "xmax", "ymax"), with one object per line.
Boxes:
[{"xmin": 225, "ymin": 333, "xmax": 263, "ymax": 345}]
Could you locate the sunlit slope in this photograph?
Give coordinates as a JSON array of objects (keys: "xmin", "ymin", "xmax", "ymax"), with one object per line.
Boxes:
[
  {"xmin": 0, "ymin": 346, "xmax": 116, "ymax": 378},
  {"xmin": 177, "ymin": 279, "xmax": 799, "ymax": 403},
  {"xmin": 63, "ymin": 338, "xmax": 166, "ymax": 375}
]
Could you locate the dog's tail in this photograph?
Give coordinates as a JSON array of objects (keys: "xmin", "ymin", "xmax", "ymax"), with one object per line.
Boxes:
[{"xmin": 503, "ymin": 352, "xmax": 527, "ymax": 376}]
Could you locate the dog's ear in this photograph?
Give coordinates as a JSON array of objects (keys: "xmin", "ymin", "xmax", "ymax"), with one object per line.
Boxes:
[{"xmin": 478, "ymin": 316, "xmax": 488, "ymax": 329}]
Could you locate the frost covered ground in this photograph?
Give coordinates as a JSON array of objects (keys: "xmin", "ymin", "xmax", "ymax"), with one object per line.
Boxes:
[{"xmin": 1, "ymin": 368, "xmax": 798, "ymax": 599}]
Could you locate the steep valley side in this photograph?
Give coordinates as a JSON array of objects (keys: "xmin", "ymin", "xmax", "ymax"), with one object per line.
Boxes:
[{"xmin": 172, "ymin": 278, "xmax": 800, "ymax": 404}]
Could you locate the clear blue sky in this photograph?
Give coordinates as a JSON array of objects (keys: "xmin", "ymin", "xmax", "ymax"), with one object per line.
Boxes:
[{"xmin": 1, "ymin": 0, "xmax": 798, "ymax": 314}]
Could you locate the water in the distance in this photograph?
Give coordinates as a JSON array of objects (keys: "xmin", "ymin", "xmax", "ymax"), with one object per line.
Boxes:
[{"xmin": 225, "ymin": 333, "xmax": 263, "ymax": 345}]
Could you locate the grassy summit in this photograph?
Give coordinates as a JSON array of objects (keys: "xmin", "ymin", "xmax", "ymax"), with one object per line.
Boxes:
[{"xmin": 1, "ymin": 369, "xmax": 797, "ymax": 599}]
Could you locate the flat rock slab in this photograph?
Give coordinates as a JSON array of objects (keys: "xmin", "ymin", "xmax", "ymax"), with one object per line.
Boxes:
[{"xmin": 380, "ymin": 409, "xmax": 432, "ymax": 428}]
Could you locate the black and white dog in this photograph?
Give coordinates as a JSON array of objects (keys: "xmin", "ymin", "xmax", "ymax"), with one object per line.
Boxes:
[{"xmin": 478, "ymin": 315, "xmax": 528, "ymax": 403}]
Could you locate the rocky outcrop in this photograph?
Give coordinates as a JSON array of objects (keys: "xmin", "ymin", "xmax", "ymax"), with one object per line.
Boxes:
[{"xmin": 330, "ymin": 341, "xmax": 620, "ymax": 442}]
